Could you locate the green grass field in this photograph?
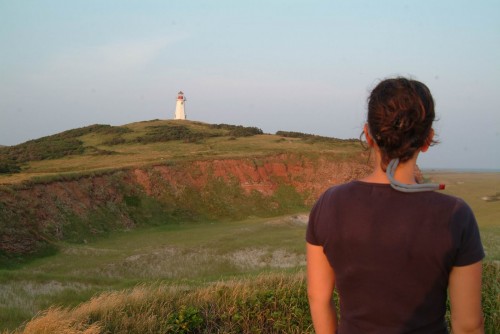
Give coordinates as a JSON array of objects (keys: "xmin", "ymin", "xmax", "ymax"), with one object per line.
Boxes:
[
  {"xmin": 0, "ymin": 215, "xmax": 309, "ymax": 331},
  {"xmin": 1, "ymin": 172, "xmax": 499, "ymax": 332}
]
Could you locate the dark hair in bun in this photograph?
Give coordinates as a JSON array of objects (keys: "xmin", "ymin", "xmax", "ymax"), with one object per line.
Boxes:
[{"xmin": 367, "ymin": 77, "xmax": 437, "ymax": 168}]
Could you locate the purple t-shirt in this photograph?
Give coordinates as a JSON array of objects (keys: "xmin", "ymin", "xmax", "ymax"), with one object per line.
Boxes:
[{"xmin": 306, "ymin": 181, "xmax": 484, "ymax": 334}]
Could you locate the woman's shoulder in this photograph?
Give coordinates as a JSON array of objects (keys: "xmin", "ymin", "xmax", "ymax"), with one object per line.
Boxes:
[
  {"xmin": 425, "ymin": 190, "xmax": 472, "ymax": 211},
  {"xmin": 320, "ymin": 180, "xmax": 391, "ymax": 197},
  {"xmin": 315, "ymin": 180, "xmax": 381, "ymax": 205},
  {"xmin": 319, "ymin": 180, "xmax": 364, "ymax": 196}
]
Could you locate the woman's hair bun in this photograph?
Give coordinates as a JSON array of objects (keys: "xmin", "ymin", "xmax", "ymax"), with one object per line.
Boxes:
[{"xmin": 367, "ymin": 77, "xmax": 436, "ymax": 168}]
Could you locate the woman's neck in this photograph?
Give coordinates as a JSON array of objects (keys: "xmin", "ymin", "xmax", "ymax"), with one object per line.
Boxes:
[{"xmin": 362, "ymin": 152, "xmax": 419, "ymax": 185}]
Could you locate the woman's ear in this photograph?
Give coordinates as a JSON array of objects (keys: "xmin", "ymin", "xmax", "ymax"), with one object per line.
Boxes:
[
  {"xmin": 364, "ymin": 124, "xmax": 375, "ymax": 147},
  {"xmin": 421, "ymin": 129, "xmax": 435, "ymax": 152}
]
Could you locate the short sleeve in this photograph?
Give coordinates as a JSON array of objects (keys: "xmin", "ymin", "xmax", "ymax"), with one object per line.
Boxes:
[
  {"xmin": 306, "ymin": 193, "xmax": 327, "ymax": 246},
  {"xmin": 306, "ymin": 196, "xmax": 323, "ymax": 246},
  {"xmin": 451, "ymin": 199, "xmax": 485, "ymax": 266}
]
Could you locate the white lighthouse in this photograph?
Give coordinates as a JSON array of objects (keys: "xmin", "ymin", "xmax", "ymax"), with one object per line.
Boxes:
[{"xmin": 174, "ymin": 91, "xmax": 186, "ymax": 120}]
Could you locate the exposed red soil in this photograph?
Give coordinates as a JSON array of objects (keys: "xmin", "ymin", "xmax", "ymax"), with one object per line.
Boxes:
[
  {"xmin": 134, "ymin": 155, "xmax": 371, "ymax": 203},
  {"xmin": 0, "ymin": 154, "xmax": 372, "ymax": 256}
]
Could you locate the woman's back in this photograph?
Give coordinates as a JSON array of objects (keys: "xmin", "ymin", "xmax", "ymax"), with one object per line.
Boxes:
[{"xmin": 306, "ymin": 181, "xmax": 484, "ymax": 333}]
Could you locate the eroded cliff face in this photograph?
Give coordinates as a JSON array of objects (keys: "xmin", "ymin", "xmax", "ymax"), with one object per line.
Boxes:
[
  {"xmin": 0, "ymin": 154, "xmax": 371, "ymax": 260},
  {"xmin": 133, "ymin": 154, "xmax": 371, "ymax": 200}
]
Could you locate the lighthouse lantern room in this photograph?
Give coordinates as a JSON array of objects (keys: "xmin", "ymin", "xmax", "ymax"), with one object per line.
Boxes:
[{"xmin": 174, "ymin": 91, "xmax": 186, "ymax": 120}]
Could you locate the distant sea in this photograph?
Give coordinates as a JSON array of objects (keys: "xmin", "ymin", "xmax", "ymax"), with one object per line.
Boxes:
[{"xmin": 423, "ymin": 168, "xmax": 500, "ymax": 173}]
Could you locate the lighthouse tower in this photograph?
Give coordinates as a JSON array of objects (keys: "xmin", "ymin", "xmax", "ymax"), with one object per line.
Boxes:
[{"xmin": 174, "ymin": 91, "xmax": 186, "ymax": 120}]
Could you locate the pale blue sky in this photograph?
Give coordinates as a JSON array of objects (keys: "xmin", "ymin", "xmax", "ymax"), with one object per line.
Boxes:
[{"xmin": 1, "ymin": 1, "xmax": 499, "ymax": 169}]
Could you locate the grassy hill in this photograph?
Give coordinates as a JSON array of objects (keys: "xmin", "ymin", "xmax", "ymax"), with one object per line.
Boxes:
[{"xmin": 0, "ymin": 120, "xmax": 359, "ymax": 185}]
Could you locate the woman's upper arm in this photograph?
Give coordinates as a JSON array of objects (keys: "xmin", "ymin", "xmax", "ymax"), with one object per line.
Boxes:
[
  {"xmin": 448, "ymin": 261, "xmax": 484, "ymax": 333},
  {"xmin": 307, "ymin": 242, "xmax": 335, "ymax": 301}
]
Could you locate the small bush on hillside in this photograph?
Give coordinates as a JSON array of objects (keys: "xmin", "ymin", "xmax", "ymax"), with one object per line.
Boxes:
[
  {"xmin": 0, "ymin": 124, "xmax": 129, "ymax": 163},
  {"xmin": 0, "ymin": 160, "xmax": 21, "ymax": 174},
  {"xmin": 95, "ymin": 126, "xmax": 132, "ymax": 135},
  {"xmin": 276, "ymin": 130, "xmax": 357, "ymax": 144},
  {"xmin": 102, "ymin": 136, "xmax": 127, "ymax": 146},
  {"xmin": 1, "ymin": 138, "xmax": 84, "ymax": 162},
  {"xmin": 55, "ymin": 124, "xmax": 122, "ymax": 138},
  {"xmin": 229, "ymin": 126, "xmax": 263, "ymax": 137},
  {"xmin": 0, "ymin": 201, "xmax": 59, "ymax": 267},
  {"xmin": 85, "ymin": 146, "xmax": 117, "ymax": 156},
  {"xmin": 210, "ymin": 124, "xmax": 263, "ymax": 137},
  {"xmin": 135, "ymin": 125, "xmax": 217, "ymax": 144}
]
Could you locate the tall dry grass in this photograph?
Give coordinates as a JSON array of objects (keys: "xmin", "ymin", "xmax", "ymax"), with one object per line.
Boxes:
[
  {"xmin": 8, "ymin": 272, "xmax": 312, "ymax": 334},
  {"xmin": 7, "ymin": 262, "xmax": 498, "ymax": 333}
]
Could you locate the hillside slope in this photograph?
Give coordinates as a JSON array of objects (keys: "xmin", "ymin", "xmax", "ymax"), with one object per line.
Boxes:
[{"xmin": 0, "ymin": 120, "xmax": 370, "ymax": 264}]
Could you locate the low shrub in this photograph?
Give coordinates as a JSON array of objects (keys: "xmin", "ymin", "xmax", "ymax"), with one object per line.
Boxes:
[
  {"xmin": 0, "ymin": 161, "xmax": 21, "ymax": 174},
  {"xmin": 134, "ymin": 125, "xmax": 216, "ymax": 144},
  {"xmin": 0, "ymin": 128, "xmax": 78, "ymax": 163},
  {"xmin": 0, "ymin": 124, "xmax": 130, "ymax": 163},
  {"xmin": 276, "ymin": 130, "xmax": 357, "ymax": 144},
  {"xmin": 209, "ymin": 123, "xmax": 263, "ymax": 137},
  {"xmin": 101, "ymin": 136, "xmax": 127, "ymax": 146}
]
